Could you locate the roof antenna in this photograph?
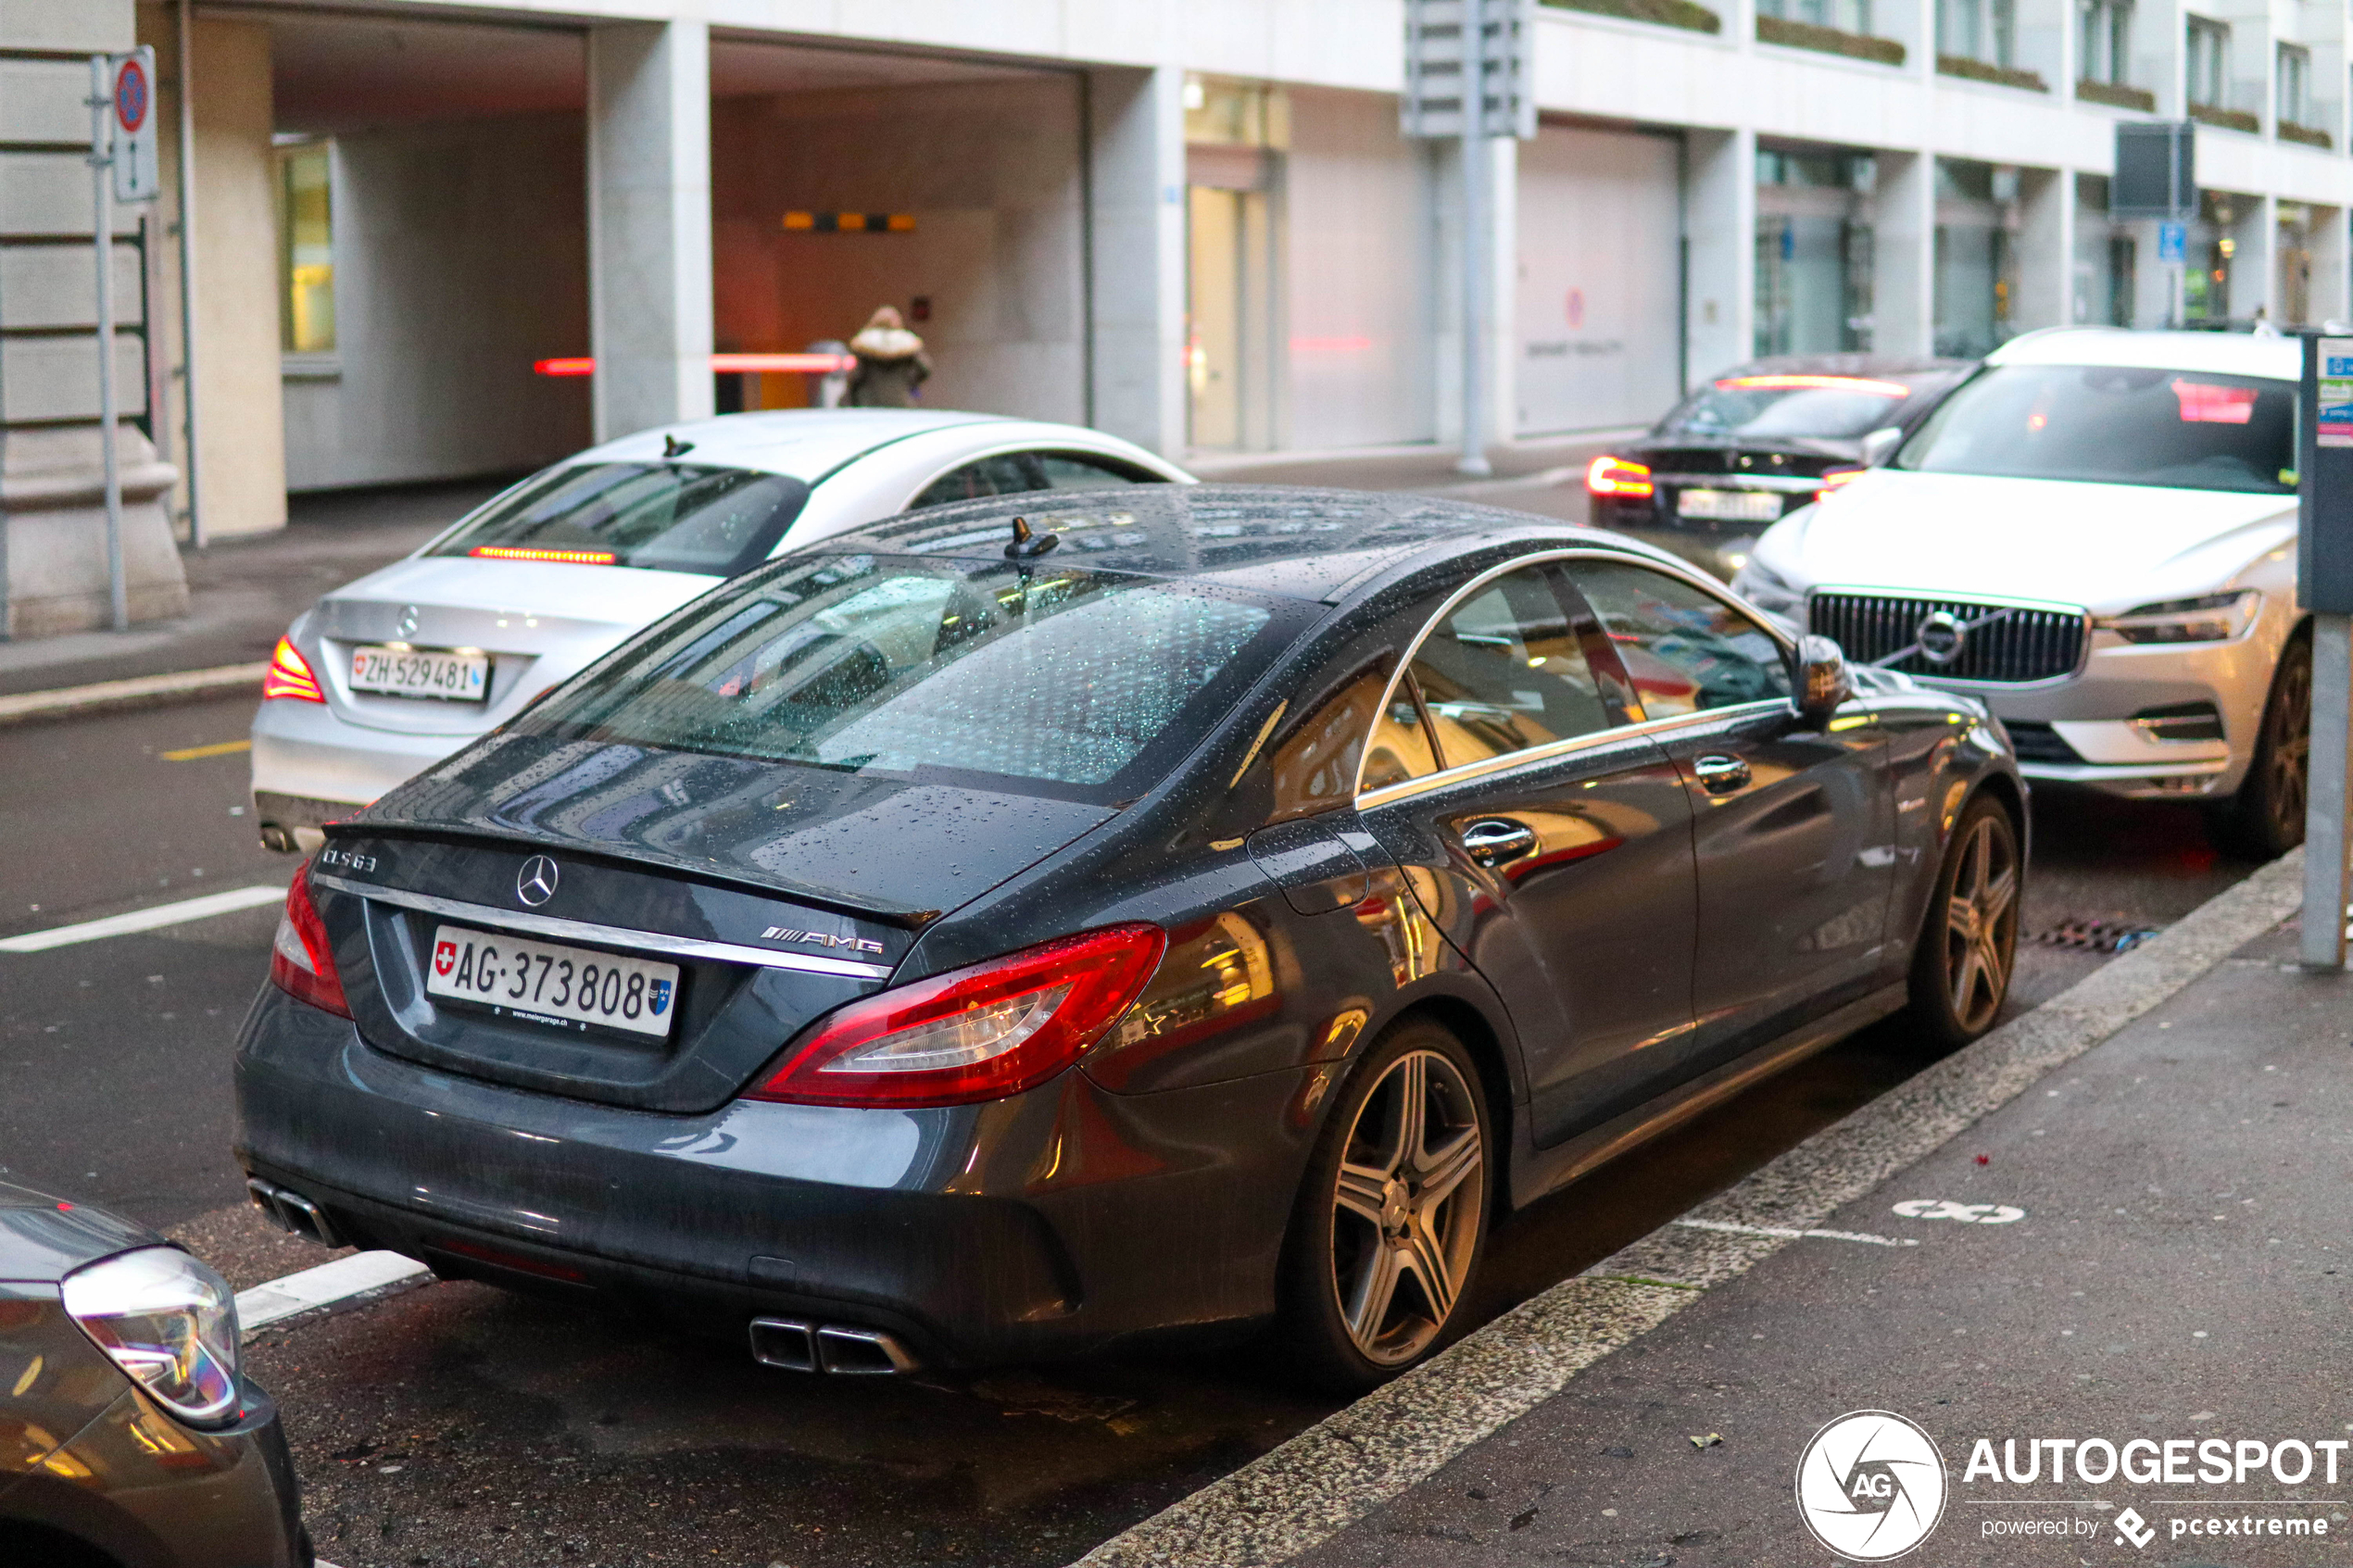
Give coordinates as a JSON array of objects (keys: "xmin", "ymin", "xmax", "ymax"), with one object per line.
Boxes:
[
  {"xmin": 1004, "ymin": 516, "xmax": 1059, "ymax": 558},
  {"xmin": 662, "ymin": 433, "xmax": 695, "ymax": 459}
]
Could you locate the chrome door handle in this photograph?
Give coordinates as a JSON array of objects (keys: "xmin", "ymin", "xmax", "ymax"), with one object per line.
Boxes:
[
  {"xmin": 1459, "ymin": 818, "xmax": 1539, "ymax": 868},
  {"xmin": 1692, "ymin": 754, "xmax": 1751, "ymax": 795}
]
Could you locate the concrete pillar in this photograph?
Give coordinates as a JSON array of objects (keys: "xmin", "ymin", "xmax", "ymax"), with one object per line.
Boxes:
[
  {"xmin": 2311, "ymin": 206, "xmax": 2350, "ymax": 326},
  {"xmin": 1876, "ymin": 149, "xmax": 1936, "ymax": 357},
  {"xmin": 1085, "ymin": 67, "xmax": 1186, "ymax": 456},
  {"xmin": 2014, "ymin": 166, "xmax": 2073, "ymax": 332},
  {"xmin": 1682, "ymin": 127, "xmax": 1754, "ymax": 387},
  {"xmin": 587, "ymin": 19, "xmax": 712, "ymax": 442},
  {"xmin": 2233, "ymin": 194, "xmax": 2277, "ymax": 324},
  {"xmin": 1484, "ymin": 133, "xmax": 1517, "ymax": 446}
]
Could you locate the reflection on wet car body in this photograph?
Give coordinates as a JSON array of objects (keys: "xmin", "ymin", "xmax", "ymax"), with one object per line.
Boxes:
[{"xmin": 234, "ymin": 486, "xmax": 2023, "ymax": 1391}]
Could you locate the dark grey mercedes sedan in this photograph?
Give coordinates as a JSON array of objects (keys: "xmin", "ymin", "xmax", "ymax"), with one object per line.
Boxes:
[{"xmin": 234, "ymin": 487, "xmax": 2023, "ymax": 1390}]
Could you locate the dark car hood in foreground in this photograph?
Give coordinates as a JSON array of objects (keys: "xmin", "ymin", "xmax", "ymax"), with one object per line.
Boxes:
[
  {"xmin": 358, "ymin": 732, "xmax": 1119, "ymax": 924},
  {"xmin": 0, "ymin": 1181, "xmax": 157, "ymax": 1284}
]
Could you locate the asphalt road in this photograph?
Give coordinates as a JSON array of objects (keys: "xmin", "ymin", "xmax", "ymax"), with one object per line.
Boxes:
[{"xmin": 0, "ymin": 692, "xmax": 2270, "ymax": 1567}]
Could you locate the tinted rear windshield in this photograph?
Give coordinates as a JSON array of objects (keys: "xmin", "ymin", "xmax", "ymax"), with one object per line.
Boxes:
[
  {"xmin": 519, "ymin": 553, "xmax": 1314, "ymax": 804},
  {"xmin": 1659, "ymin": 374, "xmax": 1944, "ymax": 441},
  {"xmin": 431, "ymin": 463, "xmax": 812, "ymax": 576},
  {"xmin": 1894, "ymin": 364, "xmax": 2296, "ymax": 493}
]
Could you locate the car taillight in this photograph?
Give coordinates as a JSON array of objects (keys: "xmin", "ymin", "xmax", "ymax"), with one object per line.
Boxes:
[
  {"xmin": 746, "ymin": 924, "xmax": 1167, "ymax": 1109},
  {"xmin": 1815, "ymin": 468, "xmax": 1865, "ymax": 501},
  {"xmin": 270, "ymin": 865, "xmax": 350, "ymax": 1018},
  {"xmin": 262, "ymin": 636, "xmax": 325, "ymax": 703},
  {"xmin": 1586, "ymin": 455, "xmax": 1655, "ymax": 498}
]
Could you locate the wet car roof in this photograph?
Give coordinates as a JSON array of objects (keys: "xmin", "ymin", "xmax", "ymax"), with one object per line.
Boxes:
[{"xmin": 819, "ymin": 483, "xmax": 1611, "ymax": 601}]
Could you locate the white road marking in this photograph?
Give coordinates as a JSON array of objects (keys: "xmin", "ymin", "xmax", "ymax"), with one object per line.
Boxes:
[
  {"xmin": 236, "ymin": 1250, "xmax": 433, "ymax": 1336},
  {"xmin": 1673, "ymin": 1217, "xmax": 1920, "ymax": 1248},
  {"xmin": 0, "ymin": 884, "xmax": 285, "ymax": 952},
  {"xmin": 1893, "ymin": 1198, "xmax": 2026, "ymax": 1223}
]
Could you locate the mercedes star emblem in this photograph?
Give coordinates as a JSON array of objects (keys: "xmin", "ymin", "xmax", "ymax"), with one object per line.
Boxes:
[
  {"xmin": 515, "ymin": 856, "xmax": 560, "ymax": 908},
  {"xmin": 1914, "ymin": 610, "xmax": 1966, "ymax": 666},
  {"xmin": 396, "ymin": 604, "xmax": 421, "ymax": 639}
]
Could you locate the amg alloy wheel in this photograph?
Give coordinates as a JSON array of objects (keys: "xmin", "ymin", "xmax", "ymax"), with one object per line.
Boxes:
[
  {"xmin": 2212, "ymin": 625, "xmax": 2311, "ymax": 861},
  {"xmin": 1907, "ymin": 797, "xmax": 2020, "ymax": 1049},
  {"xmin": 1281, "ymin": 1022, "xmax": 1490, "ymax": 1391}
]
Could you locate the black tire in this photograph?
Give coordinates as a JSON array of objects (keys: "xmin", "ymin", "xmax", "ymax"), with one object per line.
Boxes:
[
  {"xmin": 2210, "ymin": 625, "xmax": 2311, "ymax": 862},
  {"xmin": 1277, "ymin": 1019, "xmax": 1492, "ymax": 1394},
  {"xmin": 1905, "ymin": 796, "xmax": 2021, "ymax": 1050}
]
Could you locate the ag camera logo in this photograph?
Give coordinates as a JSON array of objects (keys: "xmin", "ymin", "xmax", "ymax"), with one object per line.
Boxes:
[{"xmin": 1796, "ymin": 1411, "xmax": 1948, "ymax": 1561}]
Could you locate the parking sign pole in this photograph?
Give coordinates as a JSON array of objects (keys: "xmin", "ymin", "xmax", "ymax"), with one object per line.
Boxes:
[
  {"xmin": 88, "ymin": 56, "xmax": 126, "ymax": 633},
  {"xmin": 2299, "ymin": 332, "xmax": 2353, "ymax": 969}
]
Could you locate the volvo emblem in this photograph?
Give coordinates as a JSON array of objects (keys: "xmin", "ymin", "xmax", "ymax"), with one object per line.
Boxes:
[
  {"xmin": 396, "ymin": 604, "xmax": 421, "ymax": 639},
  {"xmin": 515, "ymin": 856, "xmax": 560, "ymax": 907},
  {"xmin": 1914, "ymin": 611, "xmax": 1966, "ymax": 667}
]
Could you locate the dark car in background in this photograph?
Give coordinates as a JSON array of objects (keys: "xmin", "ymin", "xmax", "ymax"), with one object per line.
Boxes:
[
  {"xmin": 0, "ymin": 1183, "xmax": 309, "ymax": 1568},
  {"xmin": 233, "ymin": 486, "xmax": 2023, "ymax": 1393},
  {"xmin": 1586, "ymin": 354, "xmax": 1973, "ymax": 582}
]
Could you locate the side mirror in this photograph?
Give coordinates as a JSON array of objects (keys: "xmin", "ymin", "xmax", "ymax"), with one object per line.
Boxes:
[
  {"xmin": 1793, "ymin": 634, "xmax": 1854, "ymax": 725},
  {"xmin": 1859, "ymin": 426, "xmax": 1904, "ymax": 467}
]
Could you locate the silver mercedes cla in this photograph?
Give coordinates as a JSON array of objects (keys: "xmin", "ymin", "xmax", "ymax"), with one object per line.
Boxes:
[{"xmin": 250, "ymin": 409, "xmax": 1191, "ymax": 850}]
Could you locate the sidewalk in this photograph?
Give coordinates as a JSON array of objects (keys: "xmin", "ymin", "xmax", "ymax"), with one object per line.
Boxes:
[
  {"xmin": 0, "ymin": 479, "xmax": 499, "ymax": 701},
  {"xmin": 1083, "ymin": 853, "xmax": 2353, "ymax": 1566}
]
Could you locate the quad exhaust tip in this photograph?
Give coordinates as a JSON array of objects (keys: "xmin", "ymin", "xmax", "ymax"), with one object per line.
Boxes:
[
  {"xmin": 246, "ymin": 1178, "xmax": 344, "ymax": 1249},
  {"xmin": 749, "ymin": 1316, "xmax": 918, "ymax": 1375}
]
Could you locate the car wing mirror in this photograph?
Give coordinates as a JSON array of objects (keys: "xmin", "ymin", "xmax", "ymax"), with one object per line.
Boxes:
[
  {"xmin": 1859, "ymin": 426, "xmax": 1904, "ymax": 467},
  {"xmin": 1793, "ymin": 634, "xmax": 1854, "ymax": 725}
]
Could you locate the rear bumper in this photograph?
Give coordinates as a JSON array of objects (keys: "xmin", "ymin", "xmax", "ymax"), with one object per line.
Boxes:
[
  {"xmin": 233, "ymin": 985, "xmax": 1315, "ymax": 1368},
  {"xmin": 249, "ymin": 696, "xmax": 486, "ymax": 815}
]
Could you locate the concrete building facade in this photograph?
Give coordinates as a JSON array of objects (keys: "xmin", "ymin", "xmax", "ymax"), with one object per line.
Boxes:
[{"xmin": 5, "ymin": 0, "xmax": 2351, "ymax": 634}]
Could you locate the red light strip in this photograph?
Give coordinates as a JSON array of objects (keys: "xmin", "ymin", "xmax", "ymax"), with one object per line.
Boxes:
[
  {"xmin": 534, "ymin": 353, "xmax": 857, "ymax": 378},
  {"xmin": 469, "ymin": 545, "xmax": 620, "ymax": 565},
  {"xmin": 1716, "ymin": 374, "xmax": 1911, "ymax": 397}
]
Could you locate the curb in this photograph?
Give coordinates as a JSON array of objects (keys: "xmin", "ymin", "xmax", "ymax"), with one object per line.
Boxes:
[
  {"xmin": 236, "ymin": 1249, "xmax": 435, "ymax": 1343},
  {"xmin": 1071, "ymin": 849, "xmax": 2309, "ymax": 1568},
  {"xmin": 0, "ymin": 661, "xmax": 267, "ymax": 729}
]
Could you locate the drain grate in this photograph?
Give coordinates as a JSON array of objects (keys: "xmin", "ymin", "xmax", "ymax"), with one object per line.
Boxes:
[{"xmin": 2032, "ymin": 917, "xmax": 2162, "ymax": 954}]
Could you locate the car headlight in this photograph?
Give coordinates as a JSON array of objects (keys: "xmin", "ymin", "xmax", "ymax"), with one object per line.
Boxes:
[
  {"xmin": 2095, "ymin": 589, "xmax": 2261, "ymax": 645},
  {"xmin": 60, "ymin": 1248, "xmax": 241, "ymax": 1424},
  {"xmin": 1731, "ymin": 558, "xmax": 1806, "ymax": 619}
]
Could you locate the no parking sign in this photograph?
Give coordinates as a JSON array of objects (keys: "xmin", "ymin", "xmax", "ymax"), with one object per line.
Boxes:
[{"xmin": 109, "ymin": 46, "xmax": 159, "ymax": 203}]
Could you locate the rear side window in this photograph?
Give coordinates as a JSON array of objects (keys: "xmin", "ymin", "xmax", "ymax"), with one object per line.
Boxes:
[
  {"xmin": 522, "ymin": 554, "xmax": 1311, "ymax": 803},
  {"xmin": 431, "ymin": 464, "xmax": 810, "ymax": 577},
  {"xmin": 1408, "ymin": 567, "xmax": 1617, "ymax": 768},
  {"xmin": 1037, "ymin": 452, "xmax": 1160, "ymax": 489},
  {"xmin": 909, "ymin": 454, "xmax": 1038, "ymax": 510},
  {"xmin": 909, "ymin": 451, "xmax": 1166, "ymax": 511}
]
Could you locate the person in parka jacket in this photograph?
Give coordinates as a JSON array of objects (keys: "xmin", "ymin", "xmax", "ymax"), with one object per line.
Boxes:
[{"xmin": 845, "ymin": 307, "xmax": 932, "ymax": 408}]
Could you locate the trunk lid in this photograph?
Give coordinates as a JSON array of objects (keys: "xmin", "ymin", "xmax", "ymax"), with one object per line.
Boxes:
[
  {"xmin": 306, "ymin": 556, "xmax": 721, "ymax": 736},
  {"xmin": 316, "ymin": 738, "xmax": 1115, "ymax": 1110}
]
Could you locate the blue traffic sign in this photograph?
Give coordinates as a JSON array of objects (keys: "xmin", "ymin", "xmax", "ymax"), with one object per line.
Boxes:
[{"xmin": 2158, "ymin": 221, "xmax": 2187, "ymax": 264}]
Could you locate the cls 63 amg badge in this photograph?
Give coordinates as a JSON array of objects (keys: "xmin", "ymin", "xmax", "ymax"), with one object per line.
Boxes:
[
  {"xmin": 761, "ymin": 925, "xmax": 887, "ymax": 956},
  {"xmin": 1795, "ymin": 1411, "xmax": 1947, "ymax": 1561}
]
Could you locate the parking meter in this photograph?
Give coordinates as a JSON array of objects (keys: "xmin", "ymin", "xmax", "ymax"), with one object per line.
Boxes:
[{"xmin": 2300, "ymin": 333, "xmax": 2353, "ymax": 967}]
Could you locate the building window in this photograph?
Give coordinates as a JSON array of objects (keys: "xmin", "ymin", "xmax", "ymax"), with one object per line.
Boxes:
[
  {"xmin": 1939, "ymin": 0, "xmax": 2016, "ymax": 65},
  {"xmin": 2278, "ymin": 43, "xmax": 2310, "ymax": 127},
  {"xmin": 2185, "ymin": 17, "xmax": 2229, "ymax": 111},
  {"xmin": 275, "ymin": 140, "xmax": 334, "ymax": 356},
  {"xmin": 2078, "ymin": 0, "xmax": 2132, "ymax": 83},
  {"xmin": 1756, "ymin": 0, "xmax": 1875, "ymax": 34}
]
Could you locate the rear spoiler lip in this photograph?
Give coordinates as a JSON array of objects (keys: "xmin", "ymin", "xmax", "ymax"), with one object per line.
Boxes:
[{"xmin": 319, "ymin": 820, "xmax": 942, "ymax": 931}]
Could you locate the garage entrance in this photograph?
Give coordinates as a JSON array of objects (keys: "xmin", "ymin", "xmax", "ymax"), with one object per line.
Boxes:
[{"xmin": 709, "ymin": 43, "xmax": 1084, "ymax": 424}]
